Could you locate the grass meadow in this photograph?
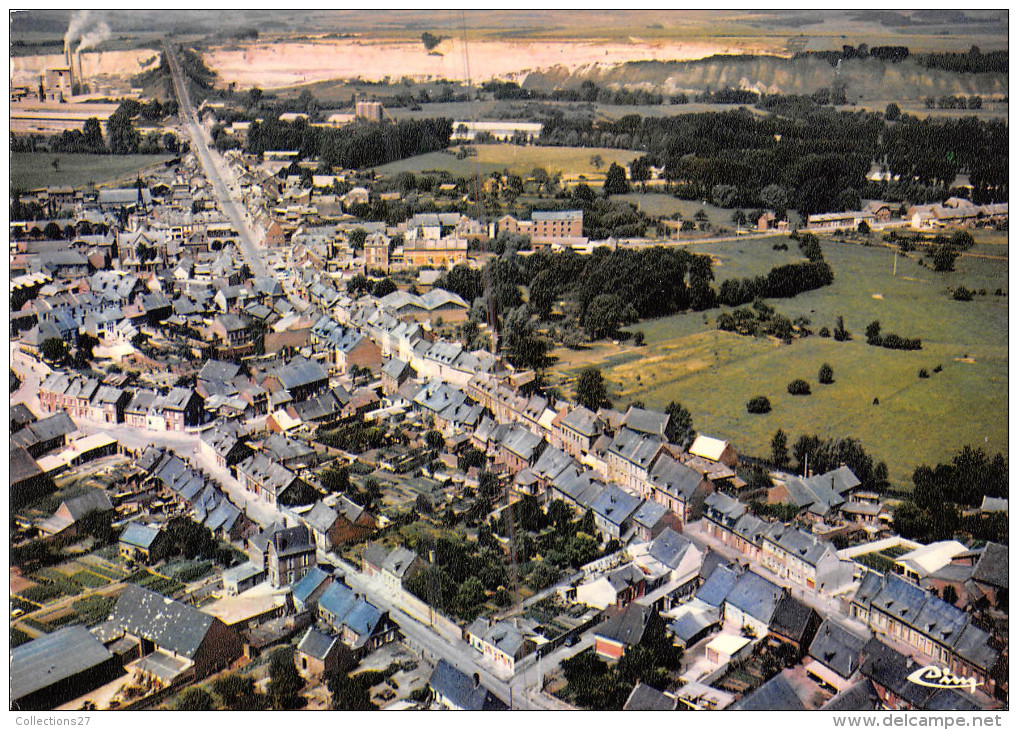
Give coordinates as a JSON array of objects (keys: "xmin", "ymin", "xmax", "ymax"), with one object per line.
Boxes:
[
  {"xmin": 10, "ymin": 153, "xmax": 174, "ymax": 191},
  {"xmin": 547, "ymin": 232, "xmax": 1008, "ymax": 486},
  {"xmin": 372, "ymin": 144, "xmax": 639, "ymax": 178}
]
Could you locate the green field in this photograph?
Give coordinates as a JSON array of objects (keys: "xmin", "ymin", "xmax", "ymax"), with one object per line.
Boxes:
[
  {"xmin": 10, "ymin": 153, "xmax": 174, "ymax": 192},
  {"xmin": 614, "ymin": 194, "xmax": 808, "ymax": 230},
  {"xmin": 548, "ymin": 233, "xmax": 1008, "ymax": 487},
  {"xmin": 372, "ymin": 144, "xmax": 639, "ymax": 178}
]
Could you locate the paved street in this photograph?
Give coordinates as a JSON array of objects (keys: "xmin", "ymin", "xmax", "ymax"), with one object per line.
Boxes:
[
  {"xmin": 317, "ymin": 551, "xmax": 578, "ymax": 710},
  {"xmin": 164, "ymin": 42, "xmax": 267, "ymax": 278},
  {"xmin": 10, "ymin": 342, "xmax": 50, "ymax": 415}
]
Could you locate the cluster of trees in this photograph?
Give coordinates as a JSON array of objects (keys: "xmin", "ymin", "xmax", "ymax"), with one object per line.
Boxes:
[
  {"xmin": 463, "ymin": 238, "xmax": 835, "ymax": 367},
  {"xmin": 162, "ymin": 516, "xmax": 238, "ymax": 566},
  {"xmin": 923, "ymin": 95, "xmax": 984, "ymax": 110},
  {"xmin": 716, "ymin": 300, "xmax": 812, "ymax": 342},
  {"xmin": 481, "ymin": 79, "xmax": 668, "ymax": 107},
  {"xmin": 559, "ymin": 617, "xmax": 683, "ymax": 710},
  {"xmin": 786, "ymin": 433, "xmax": 889, "ymax": 493},
  {"xmin": 316, "ymin": 418, "xmax": 393, "ymax": 454},
  {"xmin": 915, "ymin": 48, "xmax": 1008, "ymax": 74},
  {"xmin": 347, "ymin": 273, "xmax": 397, "ymax": 298},
  {"xmin": 492, "ymin": 499, "xmax": 608, "ymax": 585},
  {"xmin": 716, "ymin": 260, "xmax": 834, "ymax": 308},
  {"xmin": 245, "ymin": 115, "xmax": 453, "ymax": 170},
  {"xmin": 401, "ymin": 530, "xmax": 517, "ymax": 620},
  {"xmin": 545, "ymin": 245, "xmax": 716, "ymax": 320},
  {"xmin": 883, "ymin": 117, "xmax": 1006, "ymax": 198},
  {"xmin": 538, "ymin": 107, "xmax": 1007, "ymax": 214},
  {"xmin": 893, "ymin": 446, "xmax": 1007, "ymax": 544},
  {"xmin": 864, "ymin": 320, "xmax": 922, "ymax": 351}
]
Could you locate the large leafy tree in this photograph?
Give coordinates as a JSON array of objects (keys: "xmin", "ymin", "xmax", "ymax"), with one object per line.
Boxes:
[
  {"xmin": 575, "ymin": 367, "xmax": 611, "ymax": 411},
  {"xmin": 665, "ymin": 402, "xmax": 695, "ymax": 449},
  {"xmin": 582, "ymin": 294, "xmax": 637, "ymax": 340},
  {"xmin": 267, "ymin": 647, "xmax": 305, "ymax": 710},
  {"xmin": 770, "ymin": 429, "xmax": 790, "ymax": 468},
  {"xmin": 603, "ymin": 162, "xmax": 630, "ymax": 196}
]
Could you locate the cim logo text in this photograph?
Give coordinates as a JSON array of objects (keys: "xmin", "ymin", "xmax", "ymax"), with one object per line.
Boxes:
[{"xmin": 906, "ymin": 665, "xmax": 983, "ymax": 694}]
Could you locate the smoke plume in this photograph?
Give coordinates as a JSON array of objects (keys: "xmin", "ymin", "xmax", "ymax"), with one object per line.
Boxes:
[
  {"xmin": 63, "ymin": 11, "xmax": 111, "ymax": 54},
  {"xmin": 77, "ymin": 21, "xmax": 111, "ymax": 53},
  {"xmin": 63, "ymin": 10, "xmax": 92, "ymax": 54}
]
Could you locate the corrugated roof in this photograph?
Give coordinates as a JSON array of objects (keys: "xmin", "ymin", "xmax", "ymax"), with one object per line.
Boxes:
[{"xmin": 11, "ymin": 625, "xmax": 115, "ymax": 702}]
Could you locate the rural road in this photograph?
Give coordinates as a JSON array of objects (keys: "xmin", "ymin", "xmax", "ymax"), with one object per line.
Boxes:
[{"xmin": 164, "ymin": 41, "xmax": 267, "ymax": 279}]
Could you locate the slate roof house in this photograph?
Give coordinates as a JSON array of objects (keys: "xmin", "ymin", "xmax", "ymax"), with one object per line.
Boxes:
[
  {"xmin": 731, "ymin": 672, "xmax": 806, "ymax": 711},
  {"xmin": 10, "ymin": 411, "xmax": 77, "ymax": 457},
  {"xmin": 317, "ymin": 581, "xmax": 398, "ymax": 655},
  {"xmin": 554, "ymin": 404, "xmax": 602, "ymax": 458},
  {"xmin": 11, "ymin": 445, "xmax": 56, "ymax": 510},
  {"xmin": 38, "ymin": 488, "xmax": 114, "ymax": 538},
  {"xmin": 236, "ymin": 453, "xmax": 310, "ymax": 506},
  {"xmin": 623, "ymin": 682, "xmax": 678, "ymax": 711},
  {"xmin": 119, "ymin": 523, "xmax": 169, "ymax": 563},
  {"xmin": 860, "ymin": 638, "xmax": 985, "ymax": 711},
  {"xmin": 767, "ymin": 593, "xmax": 822, "ymax": 660},
  {"xmin": 594, "ymin": 603, "xmax": 656, "ymax": 660},
  {"xmin": 266, "ymin": 525, "xmax": 317, "ymax": 588},
  {"xmin": 428, "ymin": 659, "xmax": 508, "ymax": 710},
  {"xmin": 466, "ymin": 618, "xmax": 537, "ymax": 674},
  {"xmin": 380, "ymin": 546, "xmax": 426, "ymax": 593},
  {"xmin": 303, "ymin": 498, "xmax": 375, "ymax": 550},
  {"xmin": 103, "ymin": 584, "xmax": 243, "ymax": 683},
  {"xmin": 291, "ymin": 566, "xmax": 334, "ymax": 613},
  {"xmin": 759, "ymin": 523, "xmax": 855, "ymax": 594},
  {"xmin": 969, "ymin": 542, "xmax": 1008, "ymax": 608},
  {"xmin": 805, "ymin": 619, "xmax": 870, "ymax": 695},
  {"xmin": 295, "ymin": 627, "xmax": 350, "ymax": 678},
  {"xmin": 850, "ymin": 572, "xmax": 1000, "ymax": 694},
  {"xmin": 647, "ymin": 451, "xmax": 713, "ymax": 525},
  {"xmin": 722, "ymin": 569, "xmax": 786, "ymax": 637}
]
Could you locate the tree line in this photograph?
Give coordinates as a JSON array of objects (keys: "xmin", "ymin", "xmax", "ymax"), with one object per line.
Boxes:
[
  {"xmin": 893, "ymin": 446, "xmax": 1007, "ymax": 545},
  {"xmin": 12, "ymin": 99, "xmax": 182, "ymax": 157},
  {"xmin": 538, "ymin": 107, "xmax": 1007, "ymax": 214},
  {"xmin": 243, "ymin": 115, "xmax": 452, "ymax": 170}
]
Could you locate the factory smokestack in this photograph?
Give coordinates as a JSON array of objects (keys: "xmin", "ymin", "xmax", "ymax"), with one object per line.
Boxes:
[{"xmin": 64, "ymin": 47, "xmax": 74, "ymax": 91}]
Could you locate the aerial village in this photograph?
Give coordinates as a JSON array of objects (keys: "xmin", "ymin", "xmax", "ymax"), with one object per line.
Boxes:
[{"xmin": 9, "ymin": 13, "xmax": 1010, "ymax": 716}]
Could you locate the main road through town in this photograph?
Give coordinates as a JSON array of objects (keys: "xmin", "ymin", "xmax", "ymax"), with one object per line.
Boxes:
[{"xmin": 163, "ymin": 41, "xmax": 267, "ymax": 279}]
